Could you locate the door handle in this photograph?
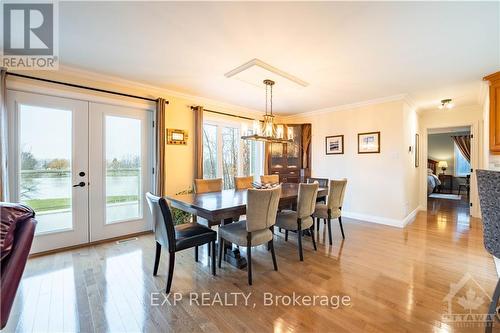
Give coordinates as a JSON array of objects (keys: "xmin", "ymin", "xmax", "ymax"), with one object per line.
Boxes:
[{"xmin": 72, "ymin": 181, "xmax": 86, "ymax": 188}]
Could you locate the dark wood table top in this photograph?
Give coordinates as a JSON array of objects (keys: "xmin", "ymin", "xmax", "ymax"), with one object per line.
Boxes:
[{"xmin": 165, "ymin": 183, "xmax": 328, "ymax": 225}]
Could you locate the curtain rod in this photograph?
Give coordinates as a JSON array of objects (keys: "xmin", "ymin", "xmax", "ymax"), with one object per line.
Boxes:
[
  {"xmin": 6, "ymin": 72, "xmax": 168, "ymax": 104},
  {"xmin": 191, "ymin": 106, "xmax": 257, "ymax": 121}
]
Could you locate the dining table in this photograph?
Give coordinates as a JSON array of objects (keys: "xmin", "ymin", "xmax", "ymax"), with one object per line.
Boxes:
[{"xmin": 165, "ymin": 183, "xmax": 328, "ymax": 269}]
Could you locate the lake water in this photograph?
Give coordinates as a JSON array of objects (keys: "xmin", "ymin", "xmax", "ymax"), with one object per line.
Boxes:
[{"xmin": 21, "ymin": 175, "xmax": 140, "ymax": 200}]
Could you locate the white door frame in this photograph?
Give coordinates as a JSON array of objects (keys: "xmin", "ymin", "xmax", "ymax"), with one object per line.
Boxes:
[
  {"xmin": 88, "ymin": 102, "xmax": 153, "ymax": 241},
  {"xmin": 7, "ymin": 90, "xmax": 90, "ymax": 253},
  {"xmin": 421, "ymin": 123, "xmax": 480, "ymax": 217},
  {"xmin": 7, "ymin": 85, "xmax": 155, "ymax": 253}
]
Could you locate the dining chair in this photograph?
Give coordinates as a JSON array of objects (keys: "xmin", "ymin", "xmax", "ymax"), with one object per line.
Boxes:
[
  {"xmin": 146, "ymin": 192, "xmax": 217, "ymax": 293},
  {"xmin": 194, "ymin": 178, "xmax": 223, "ymax": 194},
  {"xmin": 218, "ymin": 186, "xmax": 281, "ymax": 285},
  {"xmin": 234, "ymin": 176, "xmax": 254, "ymax": 190},
  {"xmin": 476, "ymin": 170, "xmax": 500, "ymax": 333},
  {"xmin": 275, "ymin": 183, "xmax": 318, "ymax": 261},
  {"xmin": 307, "ymin": 177, "xmax": 329, "ymax": 203},
  {"xmin": 260, "ymin": 174, "xmax": 279, "ymax": 184},
  {"xmin": 313, "ymin": 179, "xmax": 347, "ymax": 245},
  {"xmin": 193, "ymin": 178, "xmax": 223, "ymax": 260}
]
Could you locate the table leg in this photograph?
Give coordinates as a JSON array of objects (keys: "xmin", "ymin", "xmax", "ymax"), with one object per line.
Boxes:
[{"xmin": 220, "ymin": 217, "xmax": 247, "ymax": 269}]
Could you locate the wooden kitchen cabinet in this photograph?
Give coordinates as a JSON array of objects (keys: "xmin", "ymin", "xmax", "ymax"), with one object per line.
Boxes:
[{"xmin": 484, "ymin": 71, "xmax": 500, "ymax": 154}]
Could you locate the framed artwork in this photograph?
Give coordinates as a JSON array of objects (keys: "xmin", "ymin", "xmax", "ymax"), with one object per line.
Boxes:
[
  {"xmin": 325, "ymin": 135, "xmax": 344, "ymax": 155},
  {"xmin": 358, "ymin": 131, "xmax": 380, "ymax": 154},
  {"xmin": 415, "ymin": 133, "xmax": 420, "ymax": 167}
]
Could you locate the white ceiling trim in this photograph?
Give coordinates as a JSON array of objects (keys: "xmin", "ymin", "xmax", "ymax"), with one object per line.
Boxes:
[
  {"xmin": 55, "ymin": 64, "xmax": 266, "ymax": 118},
  {"xmin": 280, "ymin": 93, "xmax": 409, "ymax": 120}
]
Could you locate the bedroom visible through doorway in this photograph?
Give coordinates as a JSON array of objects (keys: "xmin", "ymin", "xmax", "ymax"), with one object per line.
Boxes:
[{"xmin": 427, "ymin": 126, "xmax": 471, "ymax": 220}]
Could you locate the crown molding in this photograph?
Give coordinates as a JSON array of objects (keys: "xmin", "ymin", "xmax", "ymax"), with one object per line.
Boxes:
[
  {"xmin": 54, "ymin": 64, "xmax": 265, "ymax": 118},
  {"xmin": 279, "ymin": 93, "xmax": 408, "ymax": 120}
]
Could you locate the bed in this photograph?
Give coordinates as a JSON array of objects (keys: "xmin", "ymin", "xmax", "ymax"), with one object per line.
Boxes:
[{"xmin": 427, "ymin": 159, "xmax": 441, "ymax": 194}]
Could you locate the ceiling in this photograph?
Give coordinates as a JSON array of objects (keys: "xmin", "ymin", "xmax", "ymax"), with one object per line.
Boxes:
[{"xmin": 59, "ymin": 2, "xmax": 499, "ymax": 114}]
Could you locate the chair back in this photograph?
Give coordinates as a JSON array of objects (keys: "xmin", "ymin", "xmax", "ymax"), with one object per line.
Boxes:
[
  {"xmin": 476, "ymin": 170, "xmax": 500, "ymax": 257},
  {"xmin": 146, "ymin": 192, "xmax": 176, "ymax": 251},
  {"xmin": 246, "ymin": 186, "xmax": 282, "ymax": 232},
  {"xmin": 307, "ymin": 177, "xmax": 329, "ymax": 188},
  {"xmin": 194, "ymin": 178, "xmax": 223, "ymax": 193},
  {"xmin": 235, "ymin": 176, "xmax": 254, "ymax": 190},
  {"xmin": 327, "ymin": 179, "xmax": 347, "ymax": 210},
  {"xmin": 260, "ymin": 174, "xmax": 279, "ymax": 184},
  {"xmin": 297, "ymin": 183, "xmax": 319, "ymax": 219}
]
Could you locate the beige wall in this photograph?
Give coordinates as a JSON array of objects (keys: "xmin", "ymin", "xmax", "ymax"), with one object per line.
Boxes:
[
  {"xmin": 7, "ymin": 67, "xmax": 263, "ymax": 195},
  {"xmin": 283, "ymin": 99, "xmax": 417, "ymax": 227}
]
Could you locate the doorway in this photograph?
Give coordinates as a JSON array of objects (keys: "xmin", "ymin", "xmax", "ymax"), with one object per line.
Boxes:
[
  {"xmin": 426, "ymin": 126, "xmax": 471, "ymax": 218},
  {"xmin": 7, "ymin": 90, "xmax": 153, "ymax": 253}
]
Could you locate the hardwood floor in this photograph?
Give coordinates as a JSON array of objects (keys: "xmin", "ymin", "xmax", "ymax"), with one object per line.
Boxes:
[{"xmin": 4, "ymin": 202, "xmax": 498, "ymax": 333}]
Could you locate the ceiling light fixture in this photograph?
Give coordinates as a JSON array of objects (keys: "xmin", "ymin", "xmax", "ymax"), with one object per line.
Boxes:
[
  {"xmin": 241, "ymin": 79, "xmax": 293, "ymax": 144},
  {"xmin": 438, "ymin": 98, "xmax": 454, "ymax": 109}
]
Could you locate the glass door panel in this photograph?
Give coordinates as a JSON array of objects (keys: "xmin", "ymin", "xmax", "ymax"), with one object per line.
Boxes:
[
  {"xmin": 7, "ymin": 90, "xmax": 89, "ymax": 253},
  {"xmin": 19, "ymin": 105, "xmax": 73, "ymax": 234},
  {"xmin": 89, "ymin": 102, "xmax": 152, "ymax": 242},
  {"xmin": 105, "ymin": 115, "xmax": 142, "ymax": 224}
]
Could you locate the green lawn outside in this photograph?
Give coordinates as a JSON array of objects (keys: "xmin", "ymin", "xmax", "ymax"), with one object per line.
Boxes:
[{"xmin": 25, "ymin": 195, "xmax": 139, "ymax": 212}]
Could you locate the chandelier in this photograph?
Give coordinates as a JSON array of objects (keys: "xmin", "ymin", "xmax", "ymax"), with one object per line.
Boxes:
[{"xmin": 241, "ymin": 79, "xmax": 293, "ymax": 143}]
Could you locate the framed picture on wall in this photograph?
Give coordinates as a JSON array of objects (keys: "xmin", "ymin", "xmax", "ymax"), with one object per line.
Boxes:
[
  {"xmin": 325, "ymin": 135, "xmax": 344, "ymax": 155},
  {"xmin": 358, "ymin": 131, "xmax": 380, "ymax": 154},
  {"xmin": 415, "ymin": 133, "xmax": 420, "ymax": 167}
]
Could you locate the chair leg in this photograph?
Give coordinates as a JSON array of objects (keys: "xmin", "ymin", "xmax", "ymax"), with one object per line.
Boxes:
[
  {"xmin": 298, "ymin": 221, "xmax": 303, "ymax": 261},
  {"xmin": 166, "ymin": 252, "xmax": 175, "ymax": 293},
  {"xmin": 247, "ymin": 237, "xmax": 252, "ymax": 285},
  {"xmin": 327, "ymin": 218, "xmax": 333, "ymax": 245},
  {"xmin": 153, "ymin": 242, "xmax": 161, "ymax": 276},
  {"xmin": 338, "ymin": 216, "xmax": 345, "ymax": 239},
  {"xmin": 194, "ymin": 246, "xmax": 198, "ymax": 262},
  {"xmin": 207, "ymin": 243, "xmax": 211, "ymax": 265},
  {"xmin": 310, "ymin": 226, "xmax": 317, "ymax": 251},
  {"xmin": 211, "ymin": 240, "xmax": 216, "ymax": 276},
  {"xmin": 316, "ymin": 217, "xmax": 320, "ymax": 232},
  {"xmin": 218, "ymin": 238, "xmax": 224, "ymax": 268},
  {"xmin": 285, "ymin": 230, "xmax": 288, "ymax": 241},
  {"xmin": 269, "ymin": 239, "xmax": 278, "ymax": 271}
]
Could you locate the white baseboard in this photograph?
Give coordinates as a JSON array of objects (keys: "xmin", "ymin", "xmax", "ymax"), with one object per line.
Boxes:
[
  {"xmin": 342, "ymin": 211, "xmax": 405, "ymax": 228},
  {"xmin": 494, "ymin": 257, "xmax": 500, "ymax": 277},
  {"xmin": 402, "ymin": 206, "xmax": 423, "ymax": 227},
  {"xmin": 343, "ymin": 206, "xmax": 423, "ymax": 229}
]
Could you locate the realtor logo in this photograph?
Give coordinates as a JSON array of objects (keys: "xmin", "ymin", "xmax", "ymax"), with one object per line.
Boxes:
[
  {"xmin": 442, "ymin": 273, "xmax": 497, "ymax": 328},
  {"xmin": 2, "ymin": 1, "xmax": 58, "ymax": 69}
]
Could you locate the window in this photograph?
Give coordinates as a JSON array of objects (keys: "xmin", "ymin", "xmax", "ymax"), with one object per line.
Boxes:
[
  {"xmin": 202, "ymin": 120, "xmax": 264, "ymax": 189},
  {"xmin": 454, "ymin": 143, "xmax": 471, "ymax": 177}
]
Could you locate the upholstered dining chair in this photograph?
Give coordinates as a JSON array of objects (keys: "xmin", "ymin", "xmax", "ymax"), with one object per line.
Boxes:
[
  {"xmin": 476, "ymin": 170, "xmax": 500, "ymax": 333},
  {"xmin": 307, "ymin": 177, "xmax": 329, "ymax": 203},
  {"xmin": 234, "ymin": 176, "xmax": 254, "ymax": 190},
  {"xmin": 218, "ymin": 186, "xmax": 281, "ymax": 285},
  {"xmin": 260, "ymin": 174, "xmax": 279, "ymax": 184},
  {"xmin": 275, "ymin": 183, "xmax": 319, "ymax": 261},
  {"xmin": 146, "ymin": 192, "xmax": 217, "ymax": 293},
  {"xmin": 313, "ymin": 179, "xmax": 347, "ymax": 245}
]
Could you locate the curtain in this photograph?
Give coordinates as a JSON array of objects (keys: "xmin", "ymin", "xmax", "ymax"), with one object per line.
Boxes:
[
  {"xmin": 193, "ymin": 106, "xmax": 204, "ymax": 179},
  {"xmin": 301, "ymin": 123, "xmax": 312, "ymax": 169},
  {"xmin": 452, "ymin": 135, "xmax": 471, "ymax": 163},
  {"xmin": 0, "ymin": 69, "xmax": 8, "ymax": 202},
  {"xmin": 155, "ymin": 98, "xmax": 166, "ymax": 196}
]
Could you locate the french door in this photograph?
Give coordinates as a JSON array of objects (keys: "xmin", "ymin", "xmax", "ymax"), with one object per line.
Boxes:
[{"xmin": 7, "ymin": 90, "xmax": 153, "ymax": 253}]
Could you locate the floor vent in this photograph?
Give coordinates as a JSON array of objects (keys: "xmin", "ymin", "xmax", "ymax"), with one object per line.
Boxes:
[{"xmin": 116, "ymin": 237, "xmax": 139, "ymax": 244}]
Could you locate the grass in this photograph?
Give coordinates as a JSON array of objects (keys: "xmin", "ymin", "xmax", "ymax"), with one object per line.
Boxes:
[{"xmin": 25, "ymin": 195, "xmax": 139, "ymax": 212}]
